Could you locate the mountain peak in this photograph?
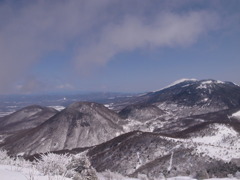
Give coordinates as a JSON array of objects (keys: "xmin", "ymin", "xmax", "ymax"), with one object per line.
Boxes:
[
  {"xmin": 133, "ymin": 79, "xmax": 240, "ymax": 117},
  {"xmin": 153, "ymin": 78, "xmax": 197, "ymax": 92},
  {"xmin": 157, "ymin": 79, "xmax": 237, "ymax": 92},
  {"xmin": 2, "ymin": 101, "xmax": 124, "ymax": 155},
  {"xmin": 67, "ymin": 101, "xmax": 98, "ymax": 110},
  {"xmin": 171, "ymin": 78, "xmax": 198, "ymax": 84},
  {"xmin": 199, "ymin": 79, "xmax": 226, "ymax": 84}
]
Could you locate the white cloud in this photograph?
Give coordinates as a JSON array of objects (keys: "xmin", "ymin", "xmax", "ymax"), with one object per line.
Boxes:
[
  {"xmin": 16, "ymin": 77, "xmax": 46, "ymax": 94},
  {"xmin": 0, "ymin": 0, "xmax": 230, "ymax": 93},
  {"xmin": 0, "ymin": 0, "xmax": 111, "ymax": 93},
  {"xmin": 56, "ymin": 83, "xmax": 75, "ymax": 90},
  {"xmin": 74, "ymin": 11, "xmax": 219, "ymax": 69}
]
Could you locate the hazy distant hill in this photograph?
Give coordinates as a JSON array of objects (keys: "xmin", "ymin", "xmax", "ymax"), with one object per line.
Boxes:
[{"xmin": 0, "ymin": 105, "xmax": 57, "ymax": 134}]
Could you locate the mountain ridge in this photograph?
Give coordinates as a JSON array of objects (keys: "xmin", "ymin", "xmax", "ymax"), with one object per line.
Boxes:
[
  {"xmin": 0, "ymin": 105, "xmax": 58, "ymax": 141},
  {"xmin": 1, "ymin": 102, "xmax": 125, "ymax": 155},
  {"xmin": 1, "ymin": 78, "xmax": 240, "ymax": 179}
]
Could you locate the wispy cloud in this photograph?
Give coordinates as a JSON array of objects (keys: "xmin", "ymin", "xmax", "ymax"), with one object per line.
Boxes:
[
  {"xmin": 0, "ymin": 0, "xmax": 111, "ymax": 93},
  {"xmin": 56, "ymin": 83, "xmax": 75, "ymax": 90},
  {"xmin": 74, "ymin": 11, "xmax": 219, "ymax": 71},
  {"xmin": 0, "ymin": 0, "xmax": 237, "ymax": 93}
]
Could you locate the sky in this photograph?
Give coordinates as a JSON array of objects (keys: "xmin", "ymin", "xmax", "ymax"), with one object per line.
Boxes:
[{"xmin": 0, "ymin": 0, "xmax": 239, "ymax": 94}]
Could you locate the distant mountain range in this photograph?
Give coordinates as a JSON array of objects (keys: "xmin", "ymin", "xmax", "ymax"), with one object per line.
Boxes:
[
  {"xmin": 0, "ymin": 79, "xmax": 240, "ymax": 179},
  {"xmin": 0, "ymin": 92, "xmax": 136, "ymax": 117},
  {"xmin": 0, "ymin": 105, "xmax": 57, "ymax": 134}
]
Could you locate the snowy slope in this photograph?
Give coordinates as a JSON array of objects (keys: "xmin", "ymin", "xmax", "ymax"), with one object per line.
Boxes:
[
  {"xmin": 152, "ymin": 78, "xmax": 198, "ymax": 92},
  {"xmin": 1, "ymin": 164, "xmax": 238, "ymax": 180},
  {"xmin": 88, "ymin": 121, "xmax": 240, "ymax": 179},
  {"xmin": 0, "ymin": 165, "xmax": 72, "ymax": 180},
  {"xmin": 1, "ymin": 102, "xmax": 125, "ymax": 156},
  {"xmin": 231, "ymin": 110, "xmax": 240, "ymax": 120},
  {"xmin": 0, "ymin": 105, "xmax": 57, "ymax": 134}
]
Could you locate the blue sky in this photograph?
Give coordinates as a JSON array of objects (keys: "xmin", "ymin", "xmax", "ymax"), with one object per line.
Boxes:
[{"xmin": 0, "ymin": 0, "xmax": 239, "ymax": 94}]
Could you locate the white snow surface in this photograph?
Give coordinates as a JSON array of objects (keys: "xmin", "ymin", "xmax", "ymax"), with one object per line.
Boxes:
[
  {"xmin": 0, "ymin": 164, "xmax": 238, "ymax": 180},
  {"xmin": 48, "ymin": 106, "xmax": 65, "ymax": 111},
  {"xmin": 189, "ymin": 124, "xmax": 240, "ymax": 162},
  {"xmin": 203, "ymin": 98, "xmax": 209, "ymax": 102},
  {"xmin": 0, "ymin": 111, "xmax": 15, "ymax": 118},
  {"xmin": 104, "ymin": 104, "xmax": 110, "ymax": 108},
  {"xmin": 0, "ymin": 164, "xmax": 71, "ymax": 180},
  {"xmin": 231, "ymin": 110, "xmax": 240, "ymax": 119},
  {"xmin": 205, "ymin": 179, "xmax": 239, "ymax": 180},
  {"xmin": 167, "ymin": 177, "xmax": 197, "ymax": 180},
  {"xmin": 167, "ymin": 178, "xmax": 238, "ymax": 180},
  {"xmin": 202, "ymin": 80, "xmax": 224, "ymax": 85},
  {"xmin": 196, "ymin": 83, "xmax": 208, "ymax": 89},
  {"xmin": 0, "ymin": 169, "xmax": 26, "ymax": 180},
  {"xmin": 191, "ymin": 124, "xmax": 238, "ymax": 144},
  {"xmin": 153, "ymin": 78, "xmax": 197, "ymax": 92},
  {"xmin": 104, "ymin": 103, "xmax": 114, "ymax": 109},
  {"xmin": 233, "ymin": 82, "xmax": 240, "ymax": 87},
  {"xmin": 196, "ymin": 80, "xmax": 225, "ymax": 89},
  {"xmin": 156, "ymin": 123, "xmax": 240, "ymax": 162},
  {"xmin": 216, "ymin": 80, "xmax": 224, "ymax": 84},
  {"xmin": 202, "ymin": 80, "xmax": 214, "ymax": 84}
]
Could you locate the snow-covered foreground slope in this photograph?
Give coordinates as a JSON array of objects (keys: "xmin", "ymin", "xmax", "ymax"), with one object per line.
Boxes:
[
  {"xmin": 0, "ymin": 164, "xmax": 72, "ymax": 180},
  {"xmin": 0, "ymin": 165, "xmax": 238, "ymax": 180},
  {"xmin": 156, "ymin": 123, "xmax": 240, "ymax": 162},
  {"xmin": 189, "ymin": 124, "xmax": 240, "ymax": 161},
  {"xmin": 88, "ymin": 122, "xmax": 240, "ymax": 179},
  {"xmin": 1, "ymin": 149, "xmax": 238, "ymax": 180}
]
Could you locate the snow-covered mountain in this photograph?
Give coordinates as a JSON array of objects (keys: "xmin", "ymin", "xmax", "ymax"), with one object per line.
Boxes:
[
  {"xmin": 116, "ymin": 79, "xmax": 240, "ymax": 132},
  {"xmin": 0, "ymin": 105, "xmax": 57, "ymax": 141},
  {"xmin": 119, "ymin": 104, "xmax": 165, "ymax": 121},
  {"xmin": 1, "ymin": 102, "xmax": 124, "ymax": 156},
  {"xmin": 154, "ymin": 107, "xmax": 240, "ymax": 135},
  {"xmin": 86, "ymin": 79, "xmax": 240, "ymax": 179},
  {"xmin": 88, "ymin": 120, "xmax": 240, "ymax": 179},
  {"xmin": 146, "ymin": 79, "xmax": 240, "ymax": 111},
  {"xmin": 1, "ymin": 78, "xmax": 240, "ymax": 179},
  {"xmin": 131, "ymin": 79, "xmax": 240, "ymax": 115}
]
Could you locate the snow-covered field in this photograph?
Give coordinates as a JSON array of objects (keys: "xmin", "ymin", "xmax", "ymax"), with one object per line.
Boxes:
[
  {"xmin": 0, "ymin": 165, "xmax": 238, "ymax": 180},
  {"xmin": 190, "ymin": 124, "xmax": 240, "ymax": 161},
  {"xmin": 48, "ymin": 106, "xmax": 65, "ymax": 111},
  {"xmin": 1, "ymin": 149, "xmax": 238, "ymax": 180},
  {"xmin": 0, "ymin": 164, "xmax": 71, "ymax": 180}
]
